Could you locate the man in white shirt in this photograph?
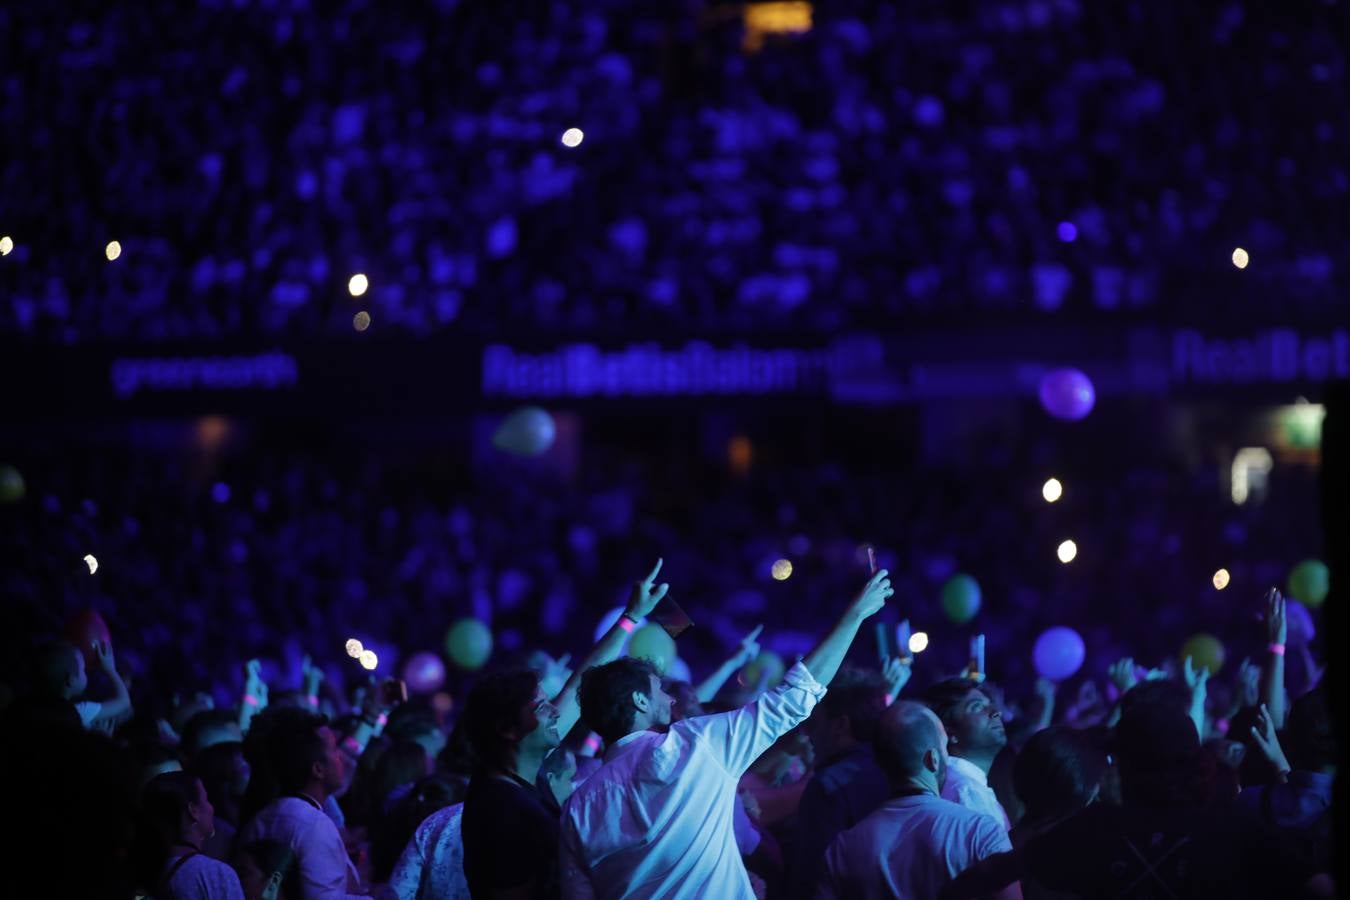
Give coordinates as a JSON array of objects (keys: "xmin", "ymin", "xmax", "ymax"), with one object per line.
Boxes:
[
  {"xmin": 818, "ymin": 702, "xmax": 1020, "ymax": 900},
  {"xmin": 560, "ymin": 569, "xmax": 895, "ymax": 900},
  {"xmin": 921, "ymin": 678, "xmax": 1011, "ymax": 830},
  {"xmin": 238, "ymin": 709, "xmax": 366, "ymax": 899}
]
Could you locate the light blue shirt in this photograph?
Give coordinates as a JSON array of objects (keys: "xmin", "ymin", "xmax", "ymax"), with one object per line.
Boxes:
[{"xmin": 560, "ymin": 661, "xmax": 827, "ymax": 899}]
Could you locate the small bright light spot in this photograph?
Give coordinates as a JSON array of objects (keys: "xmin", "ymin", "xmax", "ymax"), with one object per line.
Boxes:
[
  {"xmin": 908, "ymin": 632, "xmax": 930, "ymax": 654},
  {"xmin": 1057, "ymin": 540, "xmax": 1078, "ymax": 563},
  {"xmin": 1213, "ymin": 568, "xmax": 1231, "ymax": 590},
  {"xmin": 771, "ymin": 559, "xmax": 793, "ymax": 581},
  {"xmin": 83, "ymin": 554, "xmax": 99, "ymax": 574},
  {"xmin": 0, "ymin": 236, "xmax": 13, "ymax": 256},
  {"xmin": 1232, "ymin": 247, "xmax": 1249, "ymax": 269},
  {"xmin": 1042, "ymin": 478, "xmax": 1063, "ymax": 503},
  {"xmin": 105, "ymin": 241, "xmax": 122, "ymax": 261},
  {"xmin": 348, "ymin": 273, "xmax": 369, "ymax": 297},
  {"xmin": 345, "ymin": 639, "xmax": 364, "ymax": 658},
  {"xmin": 358, "ymin": 650, "xmax": 379, "ymax": 670},
  {"xmin": 1231, "ymin": 447, "xmax": 1274, "ymax": 505},
  {"xmin": 432, "ymin": 692, "xmax": 454, "ymax": 714},
  {"xmin": 1057, "ymin": 222, "xmax": 1078, "ymax": 243},
  {"xmin": 353, "ymin": 310, "xmax": 371, "ymax": 332},
  {"xmin": 560, "ymin": 128, "xmax": 585, "ymax": 148}
]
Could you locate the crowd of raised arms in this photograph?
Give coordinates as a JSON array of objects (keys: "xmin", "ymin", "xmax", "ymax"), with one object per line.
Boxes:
[{"xmin": 3, "ymin": 554, "xmax": 1333, "ymax": 899}]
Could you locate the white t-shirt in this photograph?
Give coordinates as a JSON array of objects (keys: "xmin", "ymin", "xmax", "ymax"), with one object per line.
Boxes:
[
  {"xmin": 385, "ymin": 802, "xmax": 469, "ymax": 900},
  {"xmin": 162, "ymin": 853, "xmax": 246, "ymax": 900},
  {"xmin": 941, "ymin": 756, "xmax": 1011, "ymax": 831},
  {"xmin": 238, "ymin": 796, "xmax": 364, "ymax": 900},
  {"xmin": 560, "ymin": 661, "xmax": 827, "ymax": 900},
  {"xmin": 818, "ymin": 793, "xmax": 1012, "ymax": 900}
]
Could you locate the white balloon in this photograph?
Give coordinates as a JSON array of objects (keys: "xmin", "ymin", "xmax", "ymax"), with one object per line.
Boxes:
[{"xmin": 493, "ymin": 407, "xmax": 556, "ymax": 457}]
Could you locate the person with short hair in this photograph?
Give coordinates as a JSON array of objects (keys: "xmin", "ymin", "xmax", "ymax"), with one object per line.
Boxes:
[
  {"xmin": 181, "ymin": 708, "xmax": 244, "ymax": 760},
  {"xmin": 922, "ymin": 678, "xmax": 1010, "ymax": 829},
  {"xmin": 788, "ymin": 667, "xmax": 892, "ymax": 899},
  {"xmin": 34, "ymin": 639, "xmax": 132, "ymax": 732},
  {"xmin": 1010, "ymin": 726, "xmax": 1108, "ymax": 845},
  {"xmin": 134, "ymin": 770, "xmax": 246, "ymax": 899},
  {"xmin": 237, "ymin": 708, "xmax": 364, "ymax": 899},
  {"xmin": 817, "ymin": 702, "xmax": 1019, "ymax": 900},
  {"xmin": 560, "ymin": 569, "xmax": 894, "ymax": 899}
]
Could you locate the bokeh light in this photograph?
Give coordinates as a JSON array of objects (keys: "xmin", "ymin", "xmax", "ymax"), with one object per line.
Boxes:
[
  {"xmin": 0, "ymin": 235, "xmax": 12, "ymax": 256},
  {"xmin": 1231, "ymin": 247, "xmax": 1249, "ymax": 269},
  {"xmin": 345, "ymin": 639, "xmax": 364, "ymax": 658},
  {"xmin": 105, "ymin": 240, "xmax": 122, "ymax": 261},
  {"xmin": 348, "ymin": 273, "xmax": 369, "ymax": 297},
  {"xmin": 358, "ymin": 649, "xmax": 379, "ymax": 670},
  {"xmin": 771, "ymin": 559, "xmax": 793, "ymax": 581},
  {"xmin": 1057, "ymin": 540, "xmax": 1078, "ymax": 563},
  {"xmin": 1056, "ymin": 222, "xmax": 1078, "ymax": 243},
  {"xmin": 1212, "ymin": 568, "xmax": 1231, "ymax": 590},
  {"xmin": 1042, "ymin": 477, "xmax": 1063, "ymax": 503},
  {"xmin": 83, "ymin": 554, "xmax": 99, "ymax": 574},
  {"xmin": 560, "ymin": 128, "xmax": 585, "ymax": 148},
  {"xmin": 431, "ymin": 692, "xmax": 454, "ymax": 714},
  {"xmin": 353, "ymin": 310, "xmax": 371, "ymax": 332},
  {"xmin": 908, "ymin": 632, "xmax": 929, "ymax": 654}
]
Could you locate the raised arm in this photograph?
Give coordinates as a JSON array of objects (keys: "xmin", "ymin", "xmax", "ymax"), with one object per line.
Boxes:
[
  {"xmin": 552, "ymin": 559, "xmax": 669, "ymax": 737},
  {"xmin": 238, "ymin": 659, "xmax": 268, "ymax": 734},
  {"xmin": 1259, "ymin": 588, "xmax": 1287, "ymax": 730},
  {"xmin": 802, "ymin": 570, "xmax": 893, "ymax": 688},
  {"xmin": 88, "ymin": 640, "xmax": 133, "ymax": 728},
  {"xmin": 696, "ymin": 625, "xmax": 763, "ymax": 704}
]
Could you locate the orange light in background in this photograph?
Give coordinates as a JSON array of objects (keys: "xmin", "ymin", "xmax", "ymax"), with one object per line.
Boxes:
[
  {"xmin": 728, "ymin": 435, "xmax": 753, "ymax": 476},
  {"xmin": 743, "ymin": 2, "xmax": 812, "ymax": 52},
  {"xmin": 196, "ymin": 415, "xmax": 231, "ymax": 452}
]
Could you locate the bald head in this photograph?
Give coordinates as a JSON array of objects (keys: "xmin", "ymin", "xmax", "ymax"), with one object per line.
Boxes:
[{"xmin": 875, "ymin": 701, "xmax": 947, "ymax": 786}]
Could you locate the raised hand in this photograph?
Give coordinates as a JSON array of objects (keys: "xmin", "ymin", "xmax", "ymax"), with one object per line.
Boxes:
[
  {"xmin": 245, "ymin": 659, "xmax": 269, "ymax": 708},
  {"xmin": 884, "ymin": 656, "xmax": 913, "ymax": 698},
  {"xmin": 1182, "ymin": 655, "xmax": 1209, "ymax": 695},
  {"xmin": 301, "ymin": 654, "xmax": 325, "ymax": 699},
  {"xmin": 624, "ymin": 558, "xmax": 670, "ymax": 620},
  {"xmin": 1107, "ymin": 657, "xmax": 1138, "ymax": 695},
  {"xmin": 850, "ymin": 569, "xmax": 894, "ymax": 620},
  {"xmin": 1250, "ymin": 703, "xmax": 1291, "ymax": 778},
  {"xmin": 1266, "ymin": 588, "xmax": 1287, "ymax": 646},
  {"xmin": 733, "ymin": 625, "xmax": 764, "ymax": 667},
  {"xmin": 91, "ymin": 639, "xmax": 118, "ymax": 674}
]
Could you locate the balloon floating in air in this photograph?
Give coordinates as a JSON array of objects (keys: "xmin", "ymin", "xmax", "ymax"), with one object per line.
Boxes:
[
  {"xmin": 444, "ymin": 619, "xmax": 493, "ymax": 671},
  {"xmin": 1287, "ymin": 559, "xmax": 1329, "ymax": 608},
  {"xmin": 1038, "ymin": 368, "xmax": 1096, "ymax": 421},
  {"xmin": 628, "ymin": 624, "xmax": 676, "ymax": 675},
  {"xmin": 493, "ymin": 407, "xmax": 556, "ymax": 457},
  {"xmin": 0, "ymin": 465, "xmax": 24, "ymax": 503},
  {"xmin": 1033, "ymin": 626, "xmax": 1086, "ymax": 681},
  {"xmin": 1180, "ymin": 633, "xmax": 1225, "ymax": 676},
  {"xmin": 403, "ymin": 651, "xmax": 447, "ymax": 693},
  {"xmin": 941, "ymin": 574, "xmax": 982, "ymax": 624}
]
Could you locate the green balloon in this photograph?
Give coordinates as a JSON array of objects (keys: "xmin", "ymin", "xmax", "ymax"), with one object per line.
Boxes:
[
  {"xmin": 628, "ymin": 624, "xmax": 676, "ymax": 675},
  {"xmin": 0, "ymin": 465, "xmax": 24, "ymax": 504},
  {"xmin": 941, "ymin": 574, "xmax": 982, "ymax": 624},
  {"xmin": 444, "ymin": 618, "xmax": 493, "ymax": 670},
  {"xmin": 1181, "ymin": 633, "xmax": 1225, "ymax": 676},
  {"xmin": 1287, "ymin": 559, "xmax": 1330, "ymax": 609},
  {"xmin": 742, "ymin": 650, "xmax": 786, "ymax": 688}
]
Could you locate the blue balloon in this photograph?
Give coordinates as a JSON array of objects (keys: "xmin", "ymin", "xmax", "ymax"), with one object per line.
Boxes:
[
  {"xmin": 493, "ymin": 407, "xmax": 556, "ymax": 457},
  {"xmin": 1033, "ymin": 626, "xmax": 1086, "ymax": 681},
  {"xmin": 1038, "ymin": 369, "xmax": 1096, "ymax": 421}
]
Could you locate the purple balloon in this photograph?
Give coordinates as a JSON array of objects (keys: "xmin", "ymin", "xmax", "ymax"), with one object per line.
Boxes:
[
  {"xmin": 1033, "ymin": 626, "xmax": 1086, "ymax": 681},
  {"xmin": 1286, "ymin": 599, "xmax": 1315, "ymax": 646},
  {"xmin": 1038, "ymin": 369, "xmax": 1096, "ymax": 421},
  {"xmin": 403, "ymin": 651, "xmax": 447, "ymax": 693}
]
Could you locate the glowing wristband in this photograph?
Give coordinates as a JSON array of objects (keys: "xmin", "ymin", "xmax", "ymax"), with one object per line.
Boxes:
[
  {"xmin": 244, "ymin": 694, "xmax": 259, "ymax": 707},
  {"xmin": 884, "ymin": 693, "xmax": 894, "ymax": 706},
  {"xmin": 305, "ymin": 694, "xmax": 319, "ymax": 708},
  {"xmin": 617, "ymin": 615, "xmax": 637, "ymax": 634},
  {"xmin": 376, "ymin": 712, "xmax": 389, "ymax": 728},
  {"xmin": 1268, "ymin": 643, "xmax": 1286, "ymax": 657},
  {"xmin": 583, "ymin": 733, "xmax": 602, "ymax": 753}
]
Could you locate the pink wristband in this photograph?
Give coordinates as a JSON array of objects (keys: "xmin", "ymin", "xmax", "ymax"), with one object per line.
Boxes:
[
  {"xmin": 244, "ymin": 693, "xmax": 259, "ymax": 707},
  {"xmin": 617, "ymin": 615, "xmax": 637, "ymax": 634},
  {"xmin": 306, "ymin": 694, "xmax": 319, "ymax": 708},
  {"xmin": 884, "ymin": 693, "xmax": 895, "ymax": 706},
  {"xmin": 376, "ymin": 712, "xmax": 389, "ymax": 728},
  {"xmin": 583, "ymin": 733, "xmax": 602, "ymax": 752},
  {"xmin": 1268, "ymin": 643, "xmax": 1286, "ymax": 657}
]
